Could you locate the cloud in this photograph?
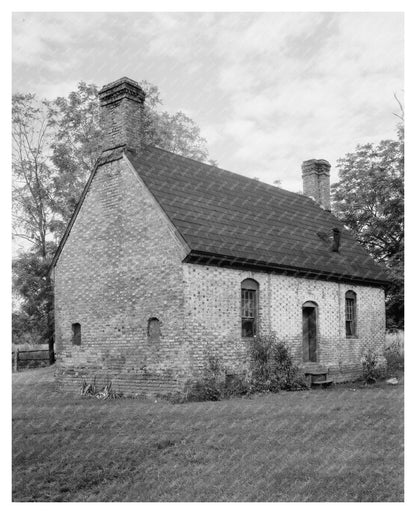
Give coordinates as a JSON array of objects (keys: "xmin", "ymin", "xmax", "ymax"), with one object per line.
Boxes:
[{"xmin": 12, "ymin": 12, "xmax": 403, "ymax": 194}]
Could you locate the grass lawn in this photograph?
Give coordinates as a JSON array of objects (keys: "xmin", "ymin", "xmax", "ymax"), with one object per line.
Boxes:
[{"xmin": 12, "ymin": 366, "xmax": 404, "ymax": 502}]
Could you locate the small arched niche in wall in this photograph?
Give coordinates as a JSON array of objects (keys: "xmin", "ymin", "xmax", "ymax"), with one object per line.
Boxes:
[
  {"xmin": 72, "ymin": 323, "xmax": 81, "ymax": 346},
  {"xmin": 148, "ymin": 317, "xmax": 161, "ymax": 342}
]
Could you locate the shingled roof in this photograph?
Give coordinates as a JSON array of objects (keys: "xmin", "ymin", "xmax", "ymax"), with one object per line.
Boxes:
[{"xmin": 126, "ymin": 146, "xmax": 390, "ymax": 286}]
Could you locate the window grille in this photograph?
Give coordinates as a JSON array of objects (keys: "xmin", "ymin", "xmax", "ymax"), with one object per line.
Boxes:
[
  {"xmin": 241, "ymin": 279, "xmax": 259, "ymax": 337},
  {"xmin": 345, "ymin": 291, "xmax": 357, "ymax": 337}
]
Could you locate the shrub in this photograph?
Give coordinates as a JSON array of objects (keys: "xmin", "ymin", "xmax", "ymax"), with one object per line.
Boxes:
[
  {"xmin": 223, "ymin": 373, "xmax": 250, "ymax": 398},
  {"xmin": 170, "ymin": 336, "xmax": 307, "ymax": 403},
  {"xmin": 184, "ymin": 354, "xmax": 225, "ymax": 402},
  {"xmin": 249, "ymin": 335, "xmax": 308, "ymax": 392},
  {"xmin": 362, "ymin": 347, "xmax": 385, "ymax": 383}
]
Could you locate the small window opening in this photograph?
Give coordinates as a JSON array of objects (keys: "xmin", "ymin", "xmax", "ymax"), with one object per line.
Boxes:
[
  {"xmin": 72, "ymin": 323, "xmax": 81, "ymax": 346},
  {"xmin": 148, "ymin": 318, "xmax": 161, "ymax": 342},
  {"xmin": 241, "ymin": 279, "xmax": 259, "ymax": 337},
  {"xmin": 345, "ymin": 291, "xmax": 357, "ymax": 337}
]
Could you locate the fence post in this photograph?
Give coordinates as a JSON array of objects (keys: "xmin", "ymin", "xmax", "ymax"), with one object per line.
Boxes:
[{"xmin": 14, "ymin": 349, "xmax": 18, "ymax": 372}]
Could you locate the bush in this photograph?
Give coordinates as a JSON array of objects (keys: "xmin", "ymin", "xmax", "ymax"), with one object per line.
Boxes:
[
  {"xmin": 362, "ymin": 347, "xmax": 385, "ymax": 383},
  {"xmin": 249, "ymin": 335, "xmax": 308, "ymax": 392},
  {"xmin": 171, "ymin": 336, "xmax": 307, "ymax": 403},
  {"xmin": 184, "ymin": 354, "xmax": 225, "ymax": 402}
]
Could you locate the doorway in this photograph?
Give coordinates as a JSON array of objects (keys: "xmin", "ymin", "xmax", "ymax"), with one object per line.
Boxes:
[{"xmin": 302, "ymin": 302, "xmax": 317, "ymax": 362}]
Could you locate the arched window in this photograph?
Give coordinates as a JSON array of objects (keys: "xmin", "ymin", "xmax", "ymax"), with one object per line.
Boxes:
[
  {"xmin": 148, "ymin": 317, "xmax": 161, "ymax": 342},
  {"xmin": 345, "ymin": 291, "xmax": 357, "ymax": 337},
  {"xmin": 72, "ymin": 323, "xmax": 81, "ymax": 346},
  {"xmin": 241, "ymin": 279, "xmax": 259, "ymax": 337}
]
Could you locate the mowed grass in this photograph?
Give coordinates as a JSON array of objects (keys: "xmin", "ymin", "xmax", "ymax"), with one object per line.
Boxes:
[{"xmin": 13, "ymin": 367, "xmax": 404, "ymax": 502}]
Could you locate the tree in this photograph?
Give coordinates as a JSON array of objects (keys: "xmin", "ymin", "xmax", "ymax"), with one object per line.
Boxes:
[
  {"xmin": 331, "ymin": 124, "xmax": 404, "ymax": 329},
  {"xmin": 12, "ymin": 94, "xmax": 56, "ymax": 258},
  {"xmin": 12, "ymin": 247, "xmax": 55, "ymax": 355}
]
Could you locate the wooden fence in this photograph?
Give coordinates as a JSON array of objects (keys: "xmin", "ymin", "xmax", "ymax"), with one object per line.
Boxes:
[{"xmin": 12, "ymin": 349, "xmax": 51, "ymax": 371}]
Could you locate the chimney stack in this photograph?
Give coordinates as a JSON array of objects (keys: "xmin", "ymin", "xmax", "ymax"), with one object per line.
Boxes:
[
  {"xmin": 98, "ymin": 77, "xmax": 146, "ymax": 153},
  {"xmin": 301, "ymin": 159, "xmax": 331, "ymax": 211},
  {"xmin": 332, "ymin": 228, "xmax": 341, "ymax": 252}
]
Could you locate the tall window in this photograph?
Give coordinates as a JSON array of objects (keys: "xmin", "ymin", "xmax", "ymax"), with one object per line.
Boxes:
[
  {"xmin": 345, "ymin": 291, "xmax": 357, "ymax": 337},
  {"xmin": 241, "ymin": 279, "xmax": 259, "ymax": 337},
  {"xmin": 72, "ymin": 323, "xmax": 81, "ymax": 346}
]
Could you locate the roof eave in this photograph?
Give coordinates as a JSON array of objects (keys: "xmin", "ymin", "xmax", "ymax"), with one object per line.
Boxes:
[{"xmin": 183, "ymin": 250, "xmax": 391, "ymax": 288}]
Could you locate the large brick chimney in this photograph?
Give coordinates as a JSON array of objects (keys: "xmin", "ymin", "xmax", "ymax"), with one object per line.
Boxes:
[
  {"xmin": 301, "ymin": 159, "xmax": 331, "ymax": 211},
  {"xmin": 98, "ymin": 77, "xmax": 146, "ymax": 153}
]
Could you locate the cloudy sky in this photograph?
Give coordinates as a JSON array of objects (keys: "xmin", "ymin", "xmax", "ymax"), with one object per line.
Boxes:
[{"xmin": 12, "ymin": 11, "xmax": 403, "ymax": 192}]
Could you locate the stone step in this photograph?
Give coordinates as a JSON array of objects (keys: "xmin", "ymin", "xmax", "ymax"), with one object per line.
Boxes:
[
  {"xmin": 311, "ymin": 373, "xmax": 328, "ymax": 383},
  {"xmin": 311, "ymin": 379, "xmax": 333, "ymax": 388}
]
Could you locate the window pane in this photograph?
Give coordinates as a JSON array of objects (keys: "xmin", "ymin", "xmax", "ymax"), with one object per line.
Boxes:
[
  {"xmin": 242, "ymin": 319, "xmax": 254, "ymax": 337},
  {"xmin": 345, "ymin": 295, "xmax": 356, "ymax": 336},
  {"xmin": 241, "ymin": 285, "xmax": 258, "ymax": 337},
  {"xmin": 346, "ymin": 320, "xmax": 352, "ymax": 336}
]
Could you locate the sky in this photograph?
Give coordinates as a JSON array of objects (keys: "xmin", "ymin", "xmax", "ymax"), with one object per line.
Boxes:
[{"xmin": 12, "ymin": 11, "xmax": 404, "ymax": 192}]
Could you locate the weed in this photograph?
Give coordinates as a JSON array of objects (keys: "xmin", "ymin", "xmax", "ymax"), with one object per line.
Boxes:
[
  {"xmin": 80, "ymin": 379, "xmax": 122, "ymax": 399},
  {"xmin": 384, "ymin": 330, "xmax": 404, "ymax": 374}
]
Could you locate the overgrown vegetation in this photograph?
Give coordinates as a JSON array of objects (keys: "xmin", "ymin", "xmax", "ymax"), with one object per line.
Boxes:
[
  {"xmin": 362, "ymin": 347, "xmax": 386, "ymax": 384},
  {"xmin": 362, "ymin": 330, "xmax": 405, "ymax": 383},
  {"xmin": 80, "ymin": 378, "xmax": 123, "ymax": 400},
  {"xmin": 384, "ymin": 330, "xmax": 404, "ymax": 374},
  {"xmin": 172, "ymin": 335, "xmax": 307, "ymax": 403},
  {"xmin": 248, "ymin": 334, "xmax": 308, "ymax": 393}
]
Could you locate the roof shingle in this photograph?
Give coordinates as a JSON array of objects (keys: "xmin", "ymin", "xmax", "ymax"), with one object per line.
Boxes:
[{"xmin": 127, "ymin": 146, "xmax": 390, "ymax": 286}]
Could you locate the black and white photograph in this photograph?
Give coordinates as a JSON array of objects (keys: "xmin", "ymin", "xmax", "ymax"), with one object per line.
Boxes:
[{"xmin": 10, "ymin": 5, "xmax": 405, "ymax": 503}]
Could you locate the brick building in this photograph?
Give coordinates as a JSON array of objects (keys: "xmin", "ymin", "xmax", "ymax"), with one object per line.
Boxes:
[{"xmin": 51, "ymin": 77, "xmax": 390, "ymax": 395}]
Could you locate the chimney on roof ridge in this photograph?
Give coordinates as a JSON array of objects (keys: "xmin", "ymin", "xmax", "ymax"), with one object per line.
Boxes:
[
  {"xmin": 301, "ymin": 159, "xmax": 331, "ymax": 211},
  {"xmin": 332, "ymin": 227, "xmax": 341, "ymax": 252},
  {"xmin": 98, "ymin": 77, "xmax": 146, "ymax": 153}
]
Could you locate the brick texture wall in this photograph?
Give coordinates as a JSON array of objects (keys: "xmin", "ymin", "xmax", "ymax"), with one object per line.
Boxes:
[
  {"xmin": 54, "ymin": 155, "xmax": 189, "ymax": 396},
  {"xmin": 302, "ymin": 159, "xmax": 331, "ymax": 211},
  {"xmin": 182, "ymin": 264, "xmax": 386, "ymax": 383}
]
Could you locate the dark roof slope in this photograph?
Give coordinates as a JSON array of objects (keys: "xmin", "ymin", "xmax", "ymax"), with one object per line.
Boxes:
[{"xmin": 127, "ymin": 146, "xmax": 390, "ymax": 286}]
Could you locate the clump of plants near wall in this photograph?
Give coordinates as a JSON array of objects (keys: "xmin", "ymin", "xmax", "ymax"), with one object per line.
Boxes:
[
  {"xmin": 362, "ymin": 331, "xmax": 404, "ymax": 384},
  {"xmin": 384, "ymin": 330, "xmax": 404, "ymax": 374},
  {"xmin": 80, "ymin": 378, "xmax": 123, "ymax": 399},
  {"xmin": 361, "ymin": 347, "xmax": 386, "ymax": 383},
  {"xmin": 173, "ymin": 335, "xmax": 307, "ymax": 403},
  {"xmin": 248, "ymin": 334, "xmax": 308, "ymax": 393}
]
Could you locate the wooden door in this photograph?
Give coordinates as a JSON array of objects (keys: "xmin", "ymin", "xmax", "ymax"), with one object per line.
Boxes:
[{"xmin": 302, "ymin": 306, "xmax": 317, "ymax": 362}]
